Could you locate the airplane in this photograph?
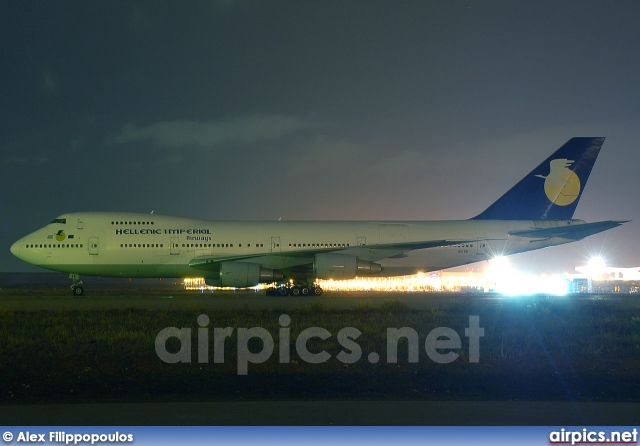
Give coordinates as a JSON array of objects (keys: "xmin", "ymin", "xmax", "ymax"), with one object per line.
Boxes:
[{"xmin": 10, "ymin": 137, "xmax": 626, "ymax": 296}]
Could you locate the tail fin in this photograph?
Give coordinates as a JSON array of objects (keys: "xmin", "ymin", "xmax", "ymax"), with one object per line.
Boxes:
[{"xmin": 472, "ymin": 137, "xmax": 605, "ymax": 220}]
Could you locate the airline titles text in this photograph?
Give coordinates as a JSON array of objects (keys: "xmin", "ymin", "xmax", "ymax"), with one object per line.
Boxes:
[{"xmin": 115, "ymin": 229, "xmax": 212, "ymax": 235}]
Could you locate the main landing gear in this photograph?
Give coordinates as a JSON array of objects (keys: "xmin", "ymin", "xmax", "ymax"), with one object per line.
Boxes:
[
  {"xmin": 265, "ymin": 283, "xmax": 323, "ymax": 296},
  {"xmin": 70, "ymin": 273, "xmax": 85, "ymax": 297}
]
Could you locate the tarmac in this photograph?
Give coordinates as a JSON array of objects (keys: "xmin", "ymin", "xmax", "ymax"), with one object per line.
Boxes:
[{"xmin": 1, "ymin": 272, "xmax": 638, "ymax": 311}]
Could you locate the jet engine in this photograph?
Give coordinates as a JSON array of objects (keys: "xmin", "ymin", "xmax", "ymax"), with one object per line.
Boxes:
[
  {"xmin": 313, "ymin": 253, "xmax": 382, "ymax": 280},
  {"xmin": 205, "ymin": 262, "xmax": 283, "ymax": 288}
]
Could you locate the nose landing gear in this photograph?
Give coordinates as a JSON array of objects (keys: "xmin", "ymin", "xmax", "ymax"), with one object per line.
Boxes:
[{"xmin": 70, "ymin": 273, "xmax": 85, "ymax": 297}]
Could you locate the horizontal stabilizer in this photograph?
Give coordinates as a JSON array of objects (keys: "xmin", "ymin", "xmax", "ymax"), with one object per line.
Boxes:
[{"xmin": 509, "ymin": 220, "xmax": 628, "ymax": 240}]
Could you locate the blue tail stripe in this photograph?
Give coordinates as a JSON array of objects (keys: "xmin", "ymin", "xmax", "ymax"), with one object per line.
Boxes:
[{"xmin": 472, "ymin": 137, "xmax": 605, "ymax": 220}]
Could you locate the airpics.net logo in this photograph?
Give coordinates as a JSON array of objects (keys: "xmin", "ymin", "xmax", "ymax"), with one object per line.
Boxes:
[
  {"xmin": 549, "ymin": 428, "xmax": 638, "ymax": 445},
  {"xmin": 155, "ymin": 315, "xmax": 484, "ymax": 375}
]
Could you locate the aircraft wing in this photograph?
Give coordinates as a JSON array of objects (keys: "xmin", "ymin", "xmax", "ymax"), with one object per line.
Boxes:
[
  {"xmin": 509, "ymin": 220, "xmax": 627, "ymax": 240},
  {"xmin": 188, "ymin": 239, "xmax": 474, "ymax": 271},
  {"xmin": 357, "ymin": 239, "xmax": 475, "ymax": 251},
  {"xmin": 189, "ymin": 254, "xmax": 274, "ymax": 270}
]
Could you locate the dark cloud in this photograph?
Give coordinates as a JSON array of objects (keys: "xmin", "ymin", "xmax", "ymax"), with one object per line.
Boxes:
[{"xmin": 112, "ymin": 114, "xmax": 321, "ymax": 149}]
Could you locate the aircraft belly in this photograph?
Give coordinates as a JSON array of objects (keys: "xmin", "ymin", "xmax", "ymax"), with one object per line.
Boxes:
[{"xmin": 43, "ymin": 263, "xmax": 203, "ymax": 279}]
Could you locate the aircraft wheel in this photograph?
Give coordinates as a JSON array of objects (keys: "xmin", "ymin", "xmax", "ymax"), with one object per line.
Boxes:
[
  {"xmin": 312, "ymin": 287, "xmax": 323, "ymax": 296},
  {"xmin": 290, "ymin": 286, "xmax": 301, "ymax": 296},
  {"xmin": 72, "ymin": 285, "xmax": 85, "ymax": 297},
  {"xmin": 278, "ymin": 287, "xmax": 288, "ymax": 296},
  {"xmin": 301, "ymin": 286, "xmax": 310, "ymax": 296}
]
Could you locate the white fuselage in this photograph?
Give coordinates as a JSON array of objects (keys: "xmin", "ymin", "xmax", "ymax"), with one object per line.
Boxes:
[{"xmin": 11, "ymin": 212, "xmax": 580, "ymax": 279}]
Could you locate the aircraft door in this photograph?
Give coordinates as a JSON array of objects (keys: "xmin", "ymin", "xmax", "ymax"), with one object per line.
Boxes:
[
  {"xmin": 89, "ymin": 237, "xmax": 99, "ymax": 255},
  {"xmin": 476, "ymin": 238, "xmax": 487, "ymax": 256},
  {"xmin": 270, "ymin": 237, "xmax": 281, "ymax": 253},
  {"xmin": 170, "ymin": 237, "xmax": 179, "ymax": 255}
]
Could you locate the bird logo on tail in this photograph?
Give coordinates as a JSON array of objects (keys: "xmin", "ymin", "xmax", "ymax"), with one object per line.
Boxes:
[{"xmin": 535, "ymin": 159, "xmax": 581, "ymax": 206}]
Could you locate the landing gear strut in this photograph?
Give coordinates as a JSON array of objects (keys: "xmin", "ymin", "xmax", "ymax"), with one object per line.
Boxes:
[{"xmin": 70, "ymin": 273, "xmax": 85, "ymax": 297}]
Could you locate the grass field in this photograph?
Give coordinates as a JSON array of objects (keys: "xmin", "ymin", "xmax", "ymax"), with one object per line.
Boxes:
[{"xmin": 1, "ymin": 295, "xmax": 639, "ymax": 404}]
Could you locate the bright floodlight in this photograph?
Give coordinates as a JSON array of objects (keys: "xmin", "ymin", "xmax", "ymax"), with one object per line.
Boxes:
[
  {"xmin": 485, "ymin": 255, "xmax": 568, "ymax": 295},
  {"xmin": 583, "ymin": 255, "xmax": 607, "ymax": 280},
  {"xmin": 488, "ymin": 255, "xmax": 510, "ymax": 272},
  {"xmin": 486, "ymin": 256, "xmax": 515, "ymax": 294},
  {"xmin": 588, "ymin": 256, "xmax": 606, "ymax": 270}
]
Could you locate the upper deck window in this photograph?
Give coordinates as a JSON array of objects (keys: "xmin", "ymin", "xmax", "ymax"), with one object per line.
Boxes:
[{"xmin": 50, "ymin": 218, "xmax": 66, "ymax": 224}]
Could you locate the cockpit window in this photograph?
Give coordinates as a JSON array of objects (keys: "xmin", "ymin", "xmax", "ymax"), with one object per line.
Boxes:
[{"xmin": 50, "ymin": 218, "xmax": 67, "ymax": 224}]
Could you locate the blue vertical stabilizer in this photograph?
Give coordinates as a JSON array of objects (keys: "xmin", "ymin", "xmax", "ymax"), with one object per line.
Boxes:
[{"xmin": 472, "ymin": 137, "xmax": 605, "ymax": 220}]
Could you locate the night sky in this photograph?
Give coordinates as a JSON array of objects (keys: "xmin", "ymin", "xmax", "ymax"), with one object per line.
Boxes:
[{"xmin": 2, "ymin": 1, "xmax": 640, "ymax": 274}]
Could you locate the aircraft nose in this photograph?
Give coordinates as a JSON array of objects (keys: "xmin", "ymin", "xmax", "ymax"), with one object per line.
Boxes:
[{"xmin": 10, "ymin": 240, "xmax": 20, "ymax": 258}]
